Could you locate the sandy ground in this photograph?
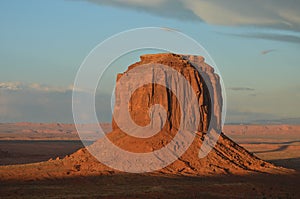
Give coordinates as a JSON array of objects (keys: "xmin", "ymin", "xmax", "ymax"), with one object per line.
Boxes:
[
  {"xmin": 0, "ymin": 123, "xmax": 299, "ymax": 198},
  {"xmin": 224, "ymin": 125, "xmax": 300, "ymax": 172}
]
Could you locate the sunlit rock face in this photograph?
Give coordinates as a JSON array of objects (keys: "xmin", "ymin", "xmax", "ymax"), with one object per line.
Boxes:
[{"xmin": 112, "ymin": 53, "xmax": 224, "ymax": 134}]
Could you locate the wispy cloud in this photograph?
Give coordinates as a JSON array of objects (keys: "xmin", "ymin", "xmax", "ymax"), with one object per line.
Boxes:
[
  {"xmin": 0, "ymin": 90, "xmax": 72, "ymax": 123},
  {"xmin": 0, "ymin": 82, "xmax": 73, "ymax": 122},
  {"xmin": 224, "ymin": 32, "xmax": 300, "ymax": 44},
  {"xmin": 228, "ymin": 87, "xmax": 255, "ymax": 91},
  {"xmin": 0, "ymin": 82, "xmax": 23, "ymax": 91},
  {"xmin": 248, "ymin": 93, "xmax": 258, "ymax": 97},
  {"xmin": 0, "ymin": 82, "xmax": 73, "ymax": 93},
  {"xmin": 80, "ymin": 0, "xmax": 300, "ymax": 32},
  {"xmin": 81, "ymin": 0, "xmax": 200, "ymax": 21},
  {"xmin": 225, "ymin": 109, "xmax": 280, "ymax": 124},
  {"xmin": 0, "ymin": 82, "xmax": 112, "ymax": 123}
]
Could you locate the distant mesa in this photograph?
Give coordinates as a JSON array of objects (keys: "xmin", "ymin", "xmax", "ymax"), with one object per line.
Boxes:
[{"xmin": 0, "ymin": 53, "xmax": 292, "ymax": 181}]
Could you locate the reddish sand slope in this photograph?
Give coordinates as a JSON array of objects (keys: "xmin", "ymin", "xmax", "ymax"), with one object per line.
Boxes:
[{"xmin": 0, "ymin": 129, "xmax": 293, "ymax": 181}]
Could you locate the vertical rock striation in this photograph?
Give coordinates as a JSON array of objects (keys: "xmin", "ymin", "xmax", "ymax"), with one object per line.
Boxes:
[{"xmin": 112, "ymin": 53, "xmax": 216, "ymax": 134}]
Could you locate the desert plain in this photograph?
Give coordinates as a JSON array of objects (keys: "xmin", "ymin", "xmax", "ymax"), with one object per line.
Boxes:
[{"xmin": 0, "ymin": 123, "xmax": 299, "ymax": 198}]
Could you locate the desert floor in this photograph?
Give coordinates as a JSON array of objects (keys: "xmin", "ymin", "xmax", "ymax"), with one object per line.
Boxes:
[{"xmin": 0, "ymin": 123, "xmax": 299, "ymax": 198}]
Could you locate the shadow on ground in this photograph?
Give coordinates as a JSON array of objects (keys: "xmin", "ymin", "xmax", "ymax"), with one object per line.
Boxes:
[
  {"xmin": 270, "ymin": 158, "xmax": 300, "ymax": 171},
  {"xmin": 0, "ymin": 173, "xmax": 299, "ymax": 199}
]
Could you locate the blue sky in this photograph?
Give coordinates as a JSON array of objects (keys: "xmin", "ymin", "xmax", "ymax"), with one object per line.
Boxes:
[{"xmin": 0, "ymin": 0, "xmax": 299, "ymax": 123}]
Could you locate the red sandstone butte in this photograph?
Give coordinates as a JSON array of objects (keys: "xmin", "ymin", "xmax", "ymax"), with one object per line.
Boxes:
[{"xmin": 0, "ymin": 53, "xmax": 292, "ymax": 181}]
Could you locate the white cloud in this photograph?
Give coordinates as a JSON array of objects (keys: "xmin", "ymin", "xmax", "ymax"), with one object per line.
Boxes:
[
  {"xmin": 28, "ymin": 83, "xmax": 72, "ymax": 93},
  {"xmin": 81, "ymin": 0, "xmax": 300, "ymax": 39},
  {"xmin": 0, "ymin": 82, "xmax": 112, "ymax": 123},
  {"xmin": 0, "ymin": 82, "xmax": 23, "ymax": 91},
  {"xmin": 182, "ymin": 0, "xmax": 299, "ymax": 28},
  {"xmin": 0, "ymin": 82, "xmax": 73, "ymax": 93}
]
